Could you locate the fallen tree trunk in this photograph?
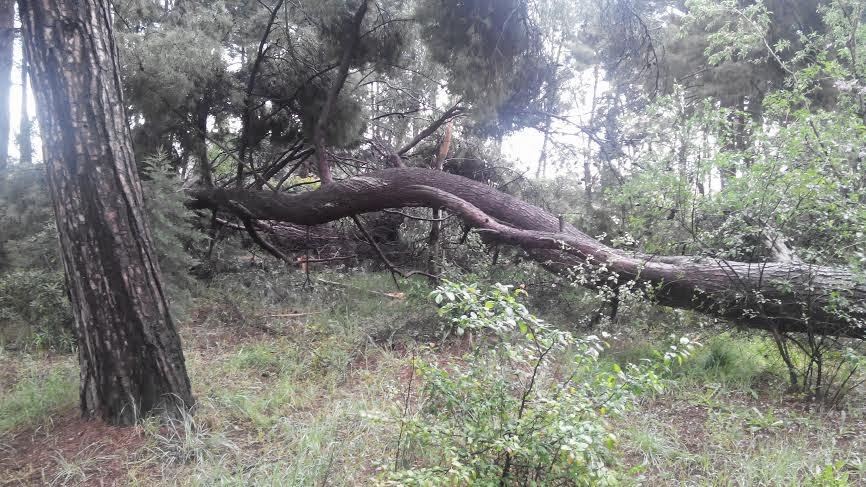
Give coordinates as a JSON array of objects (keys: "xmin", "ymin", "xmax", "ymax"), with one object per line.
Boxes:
[
  {"xmin": 216, "ymin": 212, "xmax": 410, "ymax": 264},
  {"xmin": 189, "ymin": 168, "xmax": 866, "ymax": 338}
]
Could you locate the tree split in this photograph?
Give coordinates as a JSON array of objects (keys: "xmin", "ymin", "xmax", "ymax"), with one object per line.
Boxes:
[{"xmin": 189, "ymin": 167, "xmax": 866, "ymax": 339}]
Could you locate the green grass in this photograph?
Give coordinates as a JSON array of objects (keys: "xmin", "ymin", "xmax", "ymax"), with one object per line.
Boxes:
[
  {"xmin": 229, "ymin": 343, "xmax": 290, "ymax": 373},
  {"xmin": 590, "ymin": 330, "xmax": 864, "ymax": 485},
  {"xmin": 0, "ymin": 357, "xmax": 77, "ymax": 432},
  {"xmin": 609, "ymin": 333, "xmax": 866, "ymax": 486},
  {"xmin": 137, "ymin": 323, "xmax": 403, "ymax": 486},
  {"xmin": 618, "ymin": 397, "xmax": 862, "ymax": 486},
  {"xmin": 174, "ymin": 394, "xmax": 395, "ymax": 486},
  {"xmin": 673, "ymin": 333, "xmax": 780, "ymax": 388},
  {"xmin": 125, "ymin": 274, "xmax": 414, "ymax": 485},
  {"xmin": 3, "ymin": 272, "xmax": 866, "ymax": 486}
]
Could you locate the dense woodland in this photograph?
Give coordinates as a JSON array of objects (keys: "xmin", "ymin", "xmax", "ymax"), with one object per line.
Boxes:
[{"xmin": 1, "ymin": 0, "xmax": 866, "ymax": 485}]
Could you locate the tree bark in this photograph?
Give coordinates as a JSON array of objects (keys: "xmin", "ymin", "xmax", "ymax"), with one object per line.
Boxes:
[
  {"xmin": 427, "ymin": 121, "xmax": 453, "ymax": 277},
  {"xmin": 190, "ymin": 168, "xmax": 866, "ymax": 338},
  {"xmin": 21, "ymin": 0, "xmax": 193, "ymax": 425},
  {"xmin": 194, "ymin": 99, "xmax": 212, "ymax": 187},
  {"xmin": 18, "ymin": 30, "xmax": 32, "ymax": 166},
  {"xmin": 0, "ymin": 0, "xmax": 13, "ymax": 171}
]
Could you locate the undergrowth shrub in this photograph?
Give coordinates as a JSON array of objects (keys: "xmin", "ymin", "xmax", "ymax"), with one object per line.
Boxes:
[
  {"xmin": 142, "ymin": 153, "xmax": 205, "ymax": 315},
  {"xmin": 372, "ymin": 281, "xmax": 698, "ymax": 485},
  {"xmin": 0, "ymin": 269, "xmax": 74, "ymax": 351},
  {"xmin": 771, "ymin": 331, "xmax": 866, "ymax": 407},
  {"xmin": 0, "ymin": 156, "xmax": 203, "ymax": 349},
  {"xmin": 0, "ymin": 166, "xmax": 58, "ymax": 273},
  {"xmin": 0, "ymin": 168, "xmax": 72, "ymax": 350}
]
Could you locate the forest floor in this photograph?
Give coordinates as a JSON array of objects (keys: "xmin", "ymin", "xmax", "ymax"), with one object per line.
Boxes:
[{"xmin": 1, "ymin": 271, "xmax": 865, "ymax": 486}]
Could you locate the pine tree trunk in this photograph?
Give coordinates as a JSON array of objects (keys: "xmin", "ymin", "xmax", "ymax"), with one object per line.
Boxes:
[
  {"xmin": 17, "ymin": 39, "xmax": 31, "ymax": 165},
  {"xmin": 195, "ymin": 100, "xmax": 212, "ymax": 187},
  {"xmin": 427, "ymin": 122, "xmax": 452, "ymax": 277},
  {"xmin": 20, "ymin": 0, "xmax": 194, "ymax": 425},
  {"xmin": 584, "ymin": 66, "xmax": 600, "ymax": 208},
  {"xmin": 0, "ymin": 0, "xmax": 14, "ymax": 171}
]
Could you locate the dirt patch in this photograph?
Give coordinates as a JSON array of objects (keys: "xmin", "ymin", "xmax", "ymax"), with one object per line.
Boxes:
[
  {"xmin": 664, "ymin": 402, "xmax": 710, "ymax": 454},
  {"xmin": 0, "ymin": 412, "xmax": 148, "ymax": 486}
]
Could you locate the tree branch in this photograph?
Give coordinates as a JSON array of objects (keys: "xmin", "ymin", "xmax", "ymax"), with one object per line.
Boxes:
[
  {"xmin": 314, "ymin": 0, "xmax": 369, "ymax": 184},
  {"xmin": 238, "ymin": 0, "xmax": 285, "ymax": 188},
  {"xmin": 351, "ymin": 215, "xmax": 437, "ymax": 281},
  {"xmin": 397, "ymin": 101, "xmax": 463, "ymax": 156},
  {"xmin": 189, "ymin": 168, "xmax": 866, "ymax": 338}
]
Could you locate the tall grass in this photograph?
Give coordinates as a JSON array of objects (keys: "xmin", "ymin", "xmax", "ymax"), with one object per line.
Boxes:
[{"xmin": 0, "ymin": 358, "xmax": 77, "ymax": 432}]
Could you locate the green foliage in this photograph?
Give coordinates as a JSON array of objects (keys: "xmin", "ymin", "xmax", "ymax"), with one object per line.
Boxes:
[
  {"xmin": 0, "ymin": 166, "xmax": 58, "ymax": 272},
  {"xmin": 606, "ymin": 1, "xmax": 866, "ymax": 406},
  {"xmin": 677, "ymin": 333, "xmax": 772, "ymax": 388},
  {"xmin": 306, "ymin": 0, "xmax": 411, "ymax": 70},
  {"xmin": 416, "ymin": 0, "xmax": 551, "ymax": 134},
  {"xmin": 373, "ymin": 281, "xmax": 697, "ymax": 485},
  {"xmin": 0, "ymin": 270, "xmax": 74, "ymax": 351},
  {"xmin": 142, "ymin": 153, "xmax": 205, "ymax": 313},
  {"xmin": 117, "ymin": 0, "xmax": 236, "ymax": 148},
  {"xmin": 0, "ymin": 153, "xmax": 201, "ymax": 349},
  {"xmin": 684, "ymin": 0, "xmax": 780, "ymax": 66},
  {"xmin": 808, "ymin": 460, "xmax": 851, "ymax": 486},
  {"xmin": 0, "ymin": 167, "xmax": 73, "ymax": 350},
  {"xmin": 775, "ymin": 334, "xmax": 866, "ymax": 407},
  {"xmin": 611, "ymin": 0, "xmax": 863, "ymax": 265},
  {"xmin": 432, "ymin": 280, "xmax": 533, "ymax": 336},
  {"xmin": 600, "ymin": 7, "xmax": 866, "ymax": 398}
]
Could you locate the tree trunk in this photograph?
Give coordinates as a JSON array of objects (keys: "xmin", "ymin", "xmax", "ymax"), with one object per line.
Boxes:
[
  {"xmin": 18, "ymin": 30, "xmax": 32, "ymax": 166},
  {"xmin": 20, "ymin": 0, "xmax": 193, "ymax": 425},
  {"xmin": 427, "ymin": 121, "xmax": 452, "ymax": 277},
  {"xmin": 190, "ymin": 168, "xmax": 866, "ymax": 338},
  {"xmin": 195, "ymin": 99, "xmax": 212, "ymax": 187},
  {"xmin": 0, "ymin": 0, "xmax": 13, "ymax": 171},
  {"xmin": 584, "ymin": 66, "xmax": 600, "ymax": 208}
]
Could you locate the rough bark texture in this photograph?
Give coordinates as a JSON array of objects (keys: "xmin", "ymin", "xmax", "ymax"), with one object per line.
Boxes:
[
  {"xmin": 190, "ymin": 168, "xmax": 866, "ymax": 338},
  {"xmin": 0, "ymin": 0, "xmax": 13, "ymax": 171},
  {"xmin": 21, "ymin": 0, "xmax": 193, "ymax": 424}
]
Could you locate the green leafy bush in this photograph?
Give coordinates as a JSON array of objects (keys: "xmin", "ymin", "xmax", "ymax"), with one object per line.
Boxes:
[
  {"xmin": 432, "ymin": 280, "xmax": 534, "ymax": 336},
  {"xmin": 372, "ymin": 281, "xmax": 697, "ymax": 485}
]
